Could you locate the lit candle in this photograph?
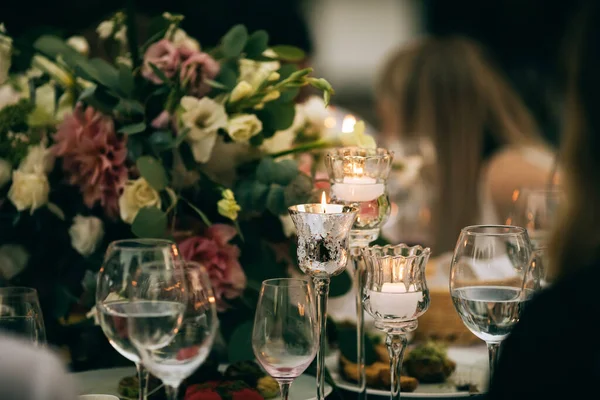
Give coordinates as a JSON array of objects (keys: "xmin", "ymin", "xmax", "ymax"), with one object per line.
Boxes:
[
  {"xmin": 367, "ymin": 283, "xmax": 423, "ymax": 319},
  {"xmin": 331, "ymin": 165, "xmax": 385, "ymax": 202}
]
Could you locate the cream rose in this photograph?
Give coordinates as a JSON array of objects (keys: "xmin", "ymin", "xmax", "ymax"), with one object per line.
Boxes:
[
  {"xmin": 118, "ymin": 178, "xmax": 162, "ymax": 224},
  {"xmin": 96, "ymin": 20, "xmax": 115, "ymax": 39},
  {"xmin": 19, "ymin": 144, "xmax": 55, "ymax": 174},
  {"xmin": 0, "ymin": 158, "xmax": 11, "ymax": 188},
  {"xmin": 8, "ymin": 170, "xmax": 50, "ymax": 213},
  {"xmin": 179, "ymin": 96, "xmax": 228, "ymax": 163},
  {"xmin": 239, "ymin": 58, "xmax": 280, "ymax": 90},
  {"xmin": 69, "ymin": 215, "xmax": 104, "ymax": 256},
  {"xmin": 227, "ymin": 114, "xmax": 262, "ymax": 143},
  {"xmin": 67, "ymin": 36, "xmax": 89, "ymax": 56}
]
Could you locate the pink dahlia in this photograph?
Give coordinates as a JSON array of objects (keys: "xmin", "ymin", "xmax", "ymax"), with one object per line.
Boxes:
[
  {"xmin": 179, "ymin": 224, "xmax": 246, "ymax": 311},
  {"xmin": 52, "ymin": 105, "xmax": 128, "ymax": 219},
  {"xmin": 178, "ymin": 46, "xmax": 220, "ymax": 97}
]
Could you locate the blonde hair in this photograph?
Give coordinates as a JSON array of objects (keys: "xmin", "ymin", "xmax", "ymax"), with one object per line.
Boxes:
[{"xmin": 377, "ymin": 36, "xmax": 542, "ymax": 253}]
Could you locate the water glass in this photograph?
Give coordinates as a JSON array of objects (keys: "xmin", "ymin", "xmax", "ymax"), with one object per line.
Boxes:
[
  {"xmin": 252, "ymin": 278, "xmax": 318, "ymax": 400},
  {"xmin": 132, "ymin": 262, "xmax": 218, "ymax": 400},
  {"xmin": 508, "ymin": 188, "xmax": 563, "ymax": 248},
  {"xmin": 0, "ymin": 287, "xmax": 46, "ymax": 345},
  {"xmin": 449, "ymin": 225, "xmax": 536, "ymax": 383}
]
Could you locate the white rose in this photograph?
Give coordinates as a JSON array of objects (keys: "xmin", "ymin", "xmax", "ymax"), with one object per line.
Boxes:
[
  {"xmin": 96, "ymin": 20, "xmax": 115, "ymax": 39},
  {"xmin": 69, "ymin": 215, "xmax": 104, "ymax": 256},
  {"xmin": 0, "ymin": 158, "xmax": 11, "ymax": 188},
  {"xmin": 171, "ymin": 28, "xmax": 200, "ymax": 52},
  {"xmin": 179, "ymin": 96, "xmax": 228, "ymax": 163},
  {"xmin": 300, "ymin": 96, "xmax": 329, "ymax": 127},
  {"xmin": 0, "ymin": 34, "xmax": 12, "ymax": 85},
  {"xmin": 118, "ymin": 178, "xmax": 162, "ymax": 224},
  {"xmin": 19, "ymin": 144, "xmax": 55, "ymax": 174},
  {"xmin": 8, "ymin": 170, "xmax": 50, "ymax": 213},
  {"xmin": 0, "ymin": 244, "xmax": 29, "ymax": 280},
  {"xmin": 227, "ymin": 114, "xmax": 263, "ymax": 143},
  {"xmin": 239, "ymin": 58, "xmax": 280, "ymax": 90},
  {"xmin": 67, "ymin": 36, "xmax": 89, "ymax": 56}
]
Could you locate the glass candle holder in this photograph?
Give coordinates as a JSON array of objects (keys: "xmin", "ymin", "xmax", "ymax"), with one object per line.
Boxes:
[
  {"xmin": 362, "ymin": 244, "xmax": 431, "ymax": 400},
  {"xmin": 289, "ymin": 203, "xmax": 357, "ymax": 400},
  {"xmin": 325, "ymin": 147, "xmax": 393, "ymax": 399}
]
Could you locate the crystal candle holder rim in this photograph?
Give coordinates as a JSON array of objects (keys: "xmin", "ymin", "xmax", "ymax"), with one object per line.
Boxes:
[
  {"xmin": 288, "ymin": 204, "xmax": 358, "ymax": 215},
  {"xmin": 325, "ymin": 146, "xmax": 394, "ymax": 161},
  {"xmin": 363, "ymin": 244, "xmax": 431, "ymax": 260},
  {"xmin": 462, "ymin": 224, "xmax": 527, "ymax": 237}
]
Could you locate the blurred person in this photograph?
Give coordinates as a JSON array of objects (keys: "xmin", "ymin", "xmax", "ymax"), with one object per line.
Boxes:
[
  {"xmin": 0, "ymin": 334, "xmax": 78, "ymax": 399},
  {"xmin": 376, "ymin": 36, "xmax": 556, "ymax": 254},
  {"xmin": 486, "ymin": 2, "xmax": 600, "ymax": 398}
]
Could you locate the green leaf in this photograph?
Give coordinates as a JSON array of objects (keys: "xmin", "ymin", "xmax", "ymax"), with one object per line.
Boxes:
[
  {"xmin": 266, "ymin": 185, "xmax": 286, "ymax": 215},
  {"xmin": 149, "ymin": 62, "xmax": 170, "ymax": 84},
  {"xmin": 227, "ymin": 321, "xmax": 255, "ymax": 363},
  {"xmin": 34, "ymin": 35, "xmax": 83, "ymax": 64},
  {"xmin": 284, "ymin": 174, "xmax": 313, "ymax": 206},
  {"xmin": 181, "ymin": 197, "xmax": 212, "ymax": 227},
  {"xmin": 255, "ymin": 102, "xmax": 295, "ymax": 132},
  {"xmin": 131, "ymin": 207, "xmax": 168, "ymax": 238},
  {"xmin": 286, "ymin": 67, "xmax": 313, "ymax": 82},
  {"xmin": 235, "ymin": 180, "xmax": 269, "ymax": 213},
  {"xmin": 86, "ymin": 58, "xmax": 120, "ymax": 90},
  {"xmin": 215, "ymin": 64, "xmax": 238, "ymax": 90},
  {"xmin": 329, "ymin": 270, "xmax": 352, "ymax": 297},
  {"xmin": 309, "ymin": 77, "xmax": 334, "ymax": 93},
  {"xmin": 118, "ymin": 64, "xmax": 135, "ymax": 97},
  {"xmin": 136, "ymin": 156, "xmax": 169, "ymax": 191},
  {"xmin": 204, "ymin": 79, "xmax": 228, "ymax": 90},
  {"xmin": 324, "ymin": 90, "xmax": 332, "ymax": 107},
  {"xmin": 244, "ymin": 30, "xmax": 269, "ymax": 59},
  {"xmin": 270, "ymin": 45, "xmax": 306, "ymax": 62},
  {"xmin": 78, "ymin": 86, "xmax": 119, "ymax": 114},
  {"xmin": 149, "ymin": 130, "xmax": 174, "ymax": 151},
  {"xmin": 277, "ymin": 64, "xmax": 299, "ymax": 80},
  {"xmin": 118, "ymin": 122, "xmax": 147, "ymax": 135},
  {"xmin": 221, "ymin": 24, "xmax": 248, "ymax": 58},
  {"xmin": 173, "ymin": 127, "xmax": 190, "ymax": 148},
  {"xmin": 256, "ymin": 158, "xmax": 299, "ymax": 186},
  {"xmin": 115, "ymin": 99, "xmax": 145, "ymax": 117},
  {"xmin": 249, "ymin": 133, "xmax": 264, "ymax": 146},
  {"xmin": 127, "ymin": 135, "xmax": 144, "ymax": 162},
  {"xmin": 279, "ymin": 87, "xmax": 300, "ymax": 103}
]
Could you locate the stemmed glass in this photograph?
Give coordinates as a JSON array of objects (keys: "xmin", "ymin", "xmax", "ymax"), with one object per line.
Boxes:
[
  {"xmin": 96, "ymin": 239, "xmax": 183, "ymax": 400},
  {"xmin": 130, "ymin": 261, "xmax": 218, "ymax": 400},
  {"xmin": 252, "ymin": 278, "xmax": 318, "ymax": 400},
  {"xmin": 0, "ymin": 287, "xmax": 46, "ymax": 345},
  {"xmin": 449, "ymin": 225, "xmax": 535, "ymax": 384},
  {"xmin": 362, "ymin": 244, "xmax": 431, "ymax": 400}
]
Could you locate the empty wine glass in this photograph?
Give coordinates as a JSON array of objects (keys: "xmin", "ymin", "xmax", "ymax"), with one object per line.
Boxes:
[
  {"xmin": 252, "ymin": 278, "xmax": 318, "ymax": 400},
  {"xmin": 0, "ymin": 287, "xmax": 46, "ymax": 345},
  {"xmin": 96, "ymin": 239, "xmax": 182, "ymax": 400},
  {"xmin": 449, "ymin": 225, "xmax": 536, "ymax": 385},
  {"xmin": 132, "ymin": 262, "xmax": 218, "ymax": 400}
]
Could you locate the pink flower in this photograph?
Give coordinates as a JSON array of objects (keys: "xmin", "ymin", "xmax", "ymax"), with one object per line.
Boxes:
[
  {"xmin": 142, "ymin": 39, "xmax": 180, "ymax": 84},
  {"xmin": 52, "ymin": 105, "xmax": 128, "ymax": 219},
  {"xmin": 151, "ymin": 110, "xmax": 172, "ymax": 130},
  {"xmin": 179, "ymin": 224, "xmax": 246, "ymax": 311},
  {"xmin": 179, "ymin": 47, "xmax": 220, "ymax": 97}
]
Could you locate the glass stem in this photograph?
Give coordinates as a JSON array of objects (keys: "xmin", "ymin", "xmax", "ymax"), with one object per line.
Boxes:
[
  {"xmin": 277, "ymin": 380, "xmax": 293, "ymax": 400},
  {"xmin": 313, "ymin": 276, "xmax": 330, "ymax": 400},
  {"xmin": 487, "ymin": 342, "xmax": 501, "ymax": 383},
  {"xmin": 386, "ymin": 333, "xmax": 408, "ymax": 400},
  {"xmin": 351, "ymin": 247, "xmax": 367, "ymax": 400},
  {"xmin": 164, "ymin": 385, "xmax": 179, "ymax": 400},
  {"xmin": 135, "ymin": 363, "xmax": 149, "ymax": 400}
]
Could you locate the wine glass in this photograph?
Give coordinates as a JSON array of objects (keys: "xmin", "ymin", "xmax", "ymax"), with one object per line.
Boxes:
[
  {"xmin": 0, "ymin": 287, "xmax": 46, "ymax": 345},
  {"xmin": 507, "ymin": 187, "xmax": 564, "ymax": 249},
  {"xmin": 96, "ymin": 239, "xmax": 182, "ymax": 400},
  {"xmin": 449, "ymin": 225, "xmax": 536, "ymax": 385},
  {"xmin": 252, "ymin": 278, "xmax": 318, "ymax": 400},
  {"xmin": 131, "ymin": 262, "xmax": 218, "ymax": 400}
]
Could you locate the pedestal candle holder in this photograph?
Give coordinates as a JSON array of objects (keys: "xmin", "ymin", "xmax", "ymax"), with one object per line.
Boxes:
[
  {"xmin": 362, "ymin": 244, "xmax": 430, "ymax": 400},
  {"xmin": 325, "ymin": 147, "xmax": 394, "ymax": 399},
  {"xmin": 288, "ymin": 203, "xmax": 358, "ymax": 400}
]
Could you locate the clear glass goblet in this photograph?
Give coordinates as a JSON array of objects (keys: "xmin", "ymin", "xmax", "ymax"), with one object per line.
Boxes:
[
  {"xmin": 362, "ymin": 244, "xmax": 431, "ymax": 400},
  {"xmin": 96, "ymin": 239, "xmax": 182, "ymax": 400},
  {"xmin": 252, "ymin": 278, "xmax": 318, "ymax": 400},
  {"xmin": 132, "ymin": 262, "xmax": 218, "ymax": 400},
  {"xmin": 0, "ymin": 287, "xmax": 46, "ymax": 345},
  {"xmin": 449, "ymin": 225, "xmax": 536, "ymax": 385}
]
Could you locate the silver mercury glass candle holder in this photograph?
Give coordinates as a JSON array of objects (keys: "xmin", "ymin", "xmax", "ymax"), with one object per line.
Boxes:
[
  {"xmin": 362, "ymin": 244, "xmax": 431, "ymax": 400},
  {"xmin": 325, "ymin": 147, "xmax": 393, "ymax": 399},
  {"xmin": 289, "ymin": 203, "xmax": 358, "ymax": 400}
]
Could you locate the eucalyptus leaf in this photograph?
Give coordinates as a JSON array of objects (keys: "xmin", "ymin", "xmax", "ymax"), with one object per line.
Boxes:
[
  {"xmin": 222, "ymin": 24, "xmax": 248, "ymax": 58},
  {"xmin": 227, "ymin": 320, "xmax": 255, "ymax": 363},
  {"xmin": 204, "ymin": 79, "xmax": 228, "ymax": 90},
  {"xmin": 215, "ymin": 64, "xmax": 238, "ymax": 90},
  {"xmin": 277, "ymin": 64, "xmax": 299, "ymax": 80},
  {"xmin": 78, "ymin": 86, "xmax": 119, "ymax": 114},
  {"xmin": 149, "ymin": 130, "xmax": 174, "ymax": 151},
  {"xmin": 127, "ymin": 135, "xmax": 144, "ymax": 162},
  {"xmin": 235, "ymin": 180, "xmax": 269, "ymax": 213},
  {"xmin": 279, "ymin": 87, "xmax": 300, "ymax": 103},
  {"xmin": 131, "ymin": 207, "xmax": 168, "ymax": 238},
  {"xmin": 86, "ymin": 58, "xmax": 120, "ymax": 90},
  {"xmin": 149, "ymin": 62, "xmax": 170, "ymax": 84},
  {"xmin": 118, "ymin": 64, "xmax": 135, "ymax": 97},
  {"xmin": 266, "ymin": 185, "xmax": 286, "ymax": 215},
  {"xmin": 136, "ymin": 156, "xmax": 169, "ymax": 191},
  {"xmin": 256, "ymin": 158, "xmax": 298, "ymax": 186},
  {"xmin": 118, "ymin": 122, "xmax": 147, "ymax": 135},
  {"xmin": 244, "ymin": 30, "xmax": 269, "ymax": 59},
  {"xmin": 33, "ymin": 35, "xmax": 84, "ymax": 65},
  {"xmin": 255, "ymin": 102, "xmax": 295, "ymax": 131},
  {"xmin": 115, "ymin": 99, "xmax": 145, "ymax": 117},
  {"xmin": 270, "ymin": 45, "xmax": 306, "ymax": 62}
]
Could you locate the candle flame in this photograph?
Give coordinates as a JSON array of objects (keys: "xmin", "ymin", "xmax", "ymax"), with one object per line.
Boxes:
[
  {"xmin": 352, "ymin": 164, "xmax": 364, "ymax": 176},
  {"xmin": 321, "ymin": 191, "xmax": 327, "ymax": 206},
  {"xmin": 341, "ymin": 115, "xmax": 356, "ymax": 133}
]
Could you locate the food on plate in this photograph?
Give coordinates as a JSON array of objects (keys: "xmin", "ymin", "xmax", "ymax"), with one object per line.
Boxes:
[
  {"xmin": 256, "ymin": 375, "xmax": 279, "ymax": 399},
  {"xmin": 339, "ymin": 354, "xmax": 419, "ymax": 392},
  {"xmin": 223, "ymin": 360, "xmax": 265, "ymax": 387},
  {"xmin": 403, "ymin": 341, "xmax": 456, "ymax": 383},
  {"xmin": 185, "ymin": 381, "xmax": 264, "ymax": 400}
]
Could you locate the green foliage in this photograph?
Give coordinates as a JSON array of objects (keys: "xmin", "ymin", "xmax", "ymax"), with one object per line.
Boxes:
[
  {"xmin": 256, "ymin": 158, "xmax": 298, "ymax": 186},
  {"xmin": 244, "ymin": 30, "xmax": 269, "ymax": 59},
  {"xmin": 222, "ymin": 25, "xmax": 248, "ymax": 58},
  {"xmin": 283, "ymin": 174, "xmax": 313, "ymax": 206},
  {"xmin": 270, "ymin": 45, "xmax": 306, "ymax": 62},
  {"xmin": 0, "ymin": 99, "xmax": 34, "ymax": 134},
  {"xmin": 136, "ymin": 156, "xmax": 168, "ymax": 191},
  {"xmin": 235, "ymin": 180, "xmax": 270, "ymax": 213},
  {"xmin": 214, "ymin": 63, "xmax": 238, "ymax": 91},
  {"xmin": 131, "ymin": 207, "xmax": 168, "ymax": 238},
  {"xmin": 255, "ymin": 101, "xmax": 295, "ymax": 132},
  {"xmin": 79, "ymin": 86, "xmax": 119, "ymax": 114},
  {"xmin": 265, "ymin": 185, "xmax": 285, "ymax": 215},
  {"xmin": 118, "ymin": 64, "xmax": 135, "ymax": 97},
  {"xmin": 118, "ymin": 122, "xmax": 147, "ymax": 135}
]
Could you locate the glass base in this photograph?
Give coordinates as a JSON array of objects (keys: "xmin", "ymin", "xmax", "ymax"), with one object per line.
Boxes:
[
  {"xmin": 350, "ymin": 229, "xmax": 380, "ymax": 247},
  {"xmin": 375, "ymin": 319, "xmax": 418, "ymax": 334}
]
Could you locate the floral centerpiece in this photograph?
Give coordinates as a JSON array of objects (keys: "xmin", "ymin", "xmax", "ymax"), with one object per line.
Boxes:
[{"xmin": 0, "ymin": 10, "xmax": 377, "ymax": 366}]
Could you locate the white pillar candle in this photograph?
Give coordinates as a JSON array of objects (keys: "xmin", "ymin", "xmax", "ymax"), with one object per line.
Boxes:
[
  {"xmin": 367, "ymin": 283, "xmax": 423, "ymax": 319},
  {"xmin": 331, "ymin": 176, "xmax": 385, "ymax": 202}
]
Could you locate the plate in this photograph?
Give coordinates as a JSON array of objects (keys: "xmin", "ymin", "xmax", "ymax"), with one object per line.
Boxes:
[
  {"xmin": 72, "ymin": 366, "xmax": 332, "ymax": 400},
  {"xmin": 326, "ymin": 345, "xmax": 489, "ymax": 398}
]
